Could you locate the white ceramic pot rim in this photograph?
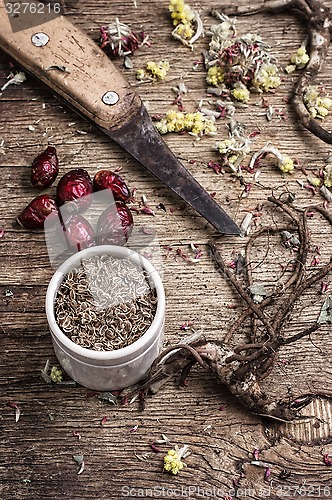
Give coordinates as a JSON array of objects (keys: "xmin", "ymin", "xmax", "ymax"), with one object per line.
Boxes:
[{"xmin": 46, "ymin": 245, "xmax": 165, "ymax": 363}]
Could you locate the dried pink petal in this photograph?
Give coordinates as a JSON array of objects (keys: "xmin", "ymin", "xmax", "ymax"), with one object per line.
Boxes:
[
  {"xmin": 100, "ymin": 416, "xmax": 108, "ymax": 426},
  {"xmin": 0, "ymin": 227, "xmax": 4, "ymax": 238},
  {"xmin": 180, "ymin": 321, "xmax": 193, "ymax": 331},
  {"xmin": 264, "ymin": 467, "xmax": 271, "ymax": 480},
  {"xmin": 323, "ymin": 453, "xmax": 332, "ymax": 466},
  {"xmin": 253, "ymin": 448, "xmax": 260, "ymax": 460},
  {"xmin": 311, "ymin": 256, "xmax": 320, "ymax": 266},
  {"xmin": 150, "ymin": 443, "xmax": 161, "ymax": 453}
]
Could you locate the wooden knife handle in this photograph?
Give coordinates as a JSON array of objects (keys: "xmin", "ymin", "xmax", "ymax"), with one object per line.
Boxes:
[{"xmin": 0, "ymin": 1, "xmax": 141, "ymax": 130}]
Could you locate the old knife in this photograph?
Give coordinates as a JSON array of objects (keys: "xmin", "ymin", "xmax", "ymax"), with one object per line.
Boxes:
[{"xmin": 0, "ymin": 2, "xmax": 241, "ymax": 235}]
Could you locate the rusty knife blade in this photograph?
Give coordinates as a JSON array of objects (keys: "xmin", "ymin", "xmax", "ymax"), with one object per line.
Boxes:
[{"xmin": 103, "ymin": 105, "xmax": 241, "ymax": 235}]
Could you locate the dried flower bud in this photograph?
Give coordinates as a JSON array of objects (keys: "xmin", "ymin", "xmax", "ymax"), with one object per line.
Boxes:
[
  {"xmin": 59, "ymin": 214, "xmax": 96, "ymax": 251},
  {"xmin": 97, "ymin": 201, "xmax": 133, "ymax": 245},
  {"xmin": 16, "ymin": 194, "xmax": 58, "ymax": 229},
  {"xmin": 56, "ymin": 169, "xmax": 93, "ymax": 212},
  {"xmin": 31, "ymin": 146, "xmax": 59, "ymax": 188},
  {"xmin": 93, "ymin": 169, "xmax": 130, "ymax": 202}
]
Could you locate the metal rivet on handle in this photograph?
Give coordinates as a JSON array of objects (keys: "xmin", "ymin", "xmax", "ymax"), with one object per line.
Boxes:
[
  {"xmin": 102, "ymin": 91, "xmax": 119, "ymax": 105},
  {"xmin": 31, "ymin": 32, "xmax": 50, "ymax": 47}
]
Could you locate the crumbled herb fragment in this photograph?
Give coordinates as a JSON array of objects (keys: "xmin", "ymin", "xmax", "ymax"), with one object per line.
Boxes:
[
  {"xmin": 73, "ymin": 455, "xmax": 85, "ymax": 475},
  {"xmin": 1, "ymin": 71, "xmax": 26, "ymax": 92},
  {"xmin": 318, "ymin": 297, "xmax": 332, "ymax": 324}
]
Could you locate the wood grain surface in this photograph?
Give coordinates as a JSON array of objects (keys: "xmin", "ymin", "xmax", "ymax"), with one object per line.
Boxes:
[{"xmin": 1, "ymin": 1, "xmax": 332, "ymax": 498}]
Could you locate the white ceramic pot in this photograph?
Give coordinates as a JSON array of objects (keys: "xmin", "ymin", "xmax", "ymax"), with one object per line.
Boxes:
[{"xmin": 45, "ymin": 245, "xmax": 165, "ymax": 391}]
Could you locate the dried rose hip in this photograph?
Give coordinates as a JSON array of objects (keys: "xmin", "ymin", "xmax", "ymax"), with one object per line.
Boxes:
[
  {"xmin": 60, "ymin": 214, "xmax": 96, "ymax": 251},
  {"xmin": 93, "ymin": 169, "xmax": 130, "ymax": 202},
  {"xmin": 56, "ymin": 168, "xmax": 93, "ymax": 212},
  {"xmin": 31, "ymin": 146, "xmax": 59, "ymax": 188},
  {"xmin": 97, "ymin": 201, "xmax": 133, "ymax": 245},
  {"xmin": 16, "ymin": 194, "xmax": 58, "ymax": 229}
]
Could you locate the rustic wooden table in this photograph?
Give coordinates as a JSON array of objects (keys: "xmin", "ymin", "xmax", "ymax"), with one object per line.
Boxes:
[{"xmin": 1, "ymin": 1, "xmax": 332, "ymax": 498}]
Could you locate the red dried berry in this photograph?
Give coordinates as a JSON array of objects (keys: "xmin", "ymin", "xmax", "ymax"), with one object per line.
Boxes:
[
  {"xmin": 93, "ymin": 169, "xmax": 130, "ymax": 203},
  {"xmin": 60, "ymin": 214, "xmax": 96, "ymax": 251},
  {"xmin": 56, "ymin": 168, "xmax": 93, "ymax": 212},
  {"xmin": 96, "ymin": 201, "xmax": 133, "ymax": 245},
  {"xmin": 16, "ymin": 194, "xmax": 58, "ymax": 229},
  {"xmin": 31, "ymin": 146, "xmax": 59, "ymax": 188}
]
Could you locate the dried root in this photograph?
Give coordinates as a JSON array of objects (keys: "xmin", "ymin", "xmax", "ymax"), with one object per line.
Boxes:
[
  {"xmin": 122, "ymin": 197, "xmax": 332, "ymax": 421},
  {"xmin": 212, "ymin": 0, "xmax": 332, "ymax": 144}
]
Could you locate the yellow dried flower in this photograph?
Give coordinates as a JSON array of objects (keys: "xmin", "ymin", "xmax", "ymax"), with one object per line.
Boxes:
[
  {"xmin": 279, "ymin": 155, "xmax": 294, "ymax": 173},
  {"xmin": 231, "ymin": 82, "xmax": 250, "ymax": 103},
  {"xmin": 50, "ymin": 366, "xmax": 63, "ymax": 383},
  {"xmin": 136, "ymin": 61, "xmax": 170, "ymax": 81},
  {"xmin": 323, "ymin": 164, "xmax": 332, "ymax": 188},
  {"xmin": 169, "ymin": 0, "xmax": 194, "ymax": 27},
  {"xmin": 308, "ymin": 177, "xmax": 322, "ymax": 187},
  {"xmin": 290, "ymin": 46, "xmax": 310, "ymax": 69},
  {"xmin": 155, "ymin": 110, "xmax": 216, "ymax": 136},
  {"xmin": 285, "ymin": 64, "xmax": 296, "ymax": 74},
  {"xmin": 252, "ymin": 63, "xmax": 281, "ymax": 93},
  {"xmin": 163, "ymin": 445, "xmax": 189, "ymax": 475},
  {"xmin": 136, "ymin": 69, "xmax": 146, "ymax": 81},
  {"xmin": 217, "ymin": 136, "xmax": 251, "ymax": 171},
  {"xmin": 303, "ymin": 85, "xmax": 332, "ymax": 119},
  {"xmin": 169, "ymin": 0, "xmax": 203, "ymax": 46},
  {"xmin": 146, "ymin": 60, "xmax": 170, "ymax": 80},
  {"xmin": 206, "ymin": 66, "xmax": 224, "ymax": 86}
]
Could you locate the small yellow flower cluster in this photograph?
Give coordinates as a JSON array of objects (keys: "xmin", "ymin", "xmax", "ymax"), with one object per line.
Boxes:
[
  {"xmin": 324, "ymin": 164, "xmax": 332, "ymax": 187},
  {"xmin": 231, "ymin": 82, "xmax": 250, "ymax": 103},
  {"xmin": 252, "ymin": 63, "xmax": 281, "ymax": 93},
  {"xmin": 291, "ymin": 46, "xmax": 310, "ymax": 68},
  {"xmin": 50, "ymin": 366, "xmax": 63, "ymax": 383},
  {"xmin": 155, "ymin": 110, "xmax": 217, "ymax": 136},
  {"xmin": 207, "ymin": 66, "xmax": 224, "ymax": 86},
  {"xmin": 136, "ymin": 60, "xmax": 170, "ymax": 81},
  {"xmin": 308, "ymin": 176, "xmax": 321, "ymax": 187},
  {"xmin": 169, "ymin": 0, "xmax": 195, "ymax": 40},
  {"xmin": 278, "ymin": 155, "xmax": 294, "ymax": 173},
  {"xmin": 285, "ymin": 45, "xmax": 310, "ymax": 73},
  {"xmin": 163, "ymin": 446, "xmax": 189, "ymax": 475},
  {"xmin": 303, "ymin": 85, "xmax": 332, "ymax": 119}
]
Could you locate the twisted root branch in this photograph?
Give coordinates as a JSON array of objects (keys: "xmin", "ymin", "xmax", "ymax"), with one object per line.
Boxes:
[{"xmin": 122, "ymin": 198, "xmax": 331, "ymax": 421}]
